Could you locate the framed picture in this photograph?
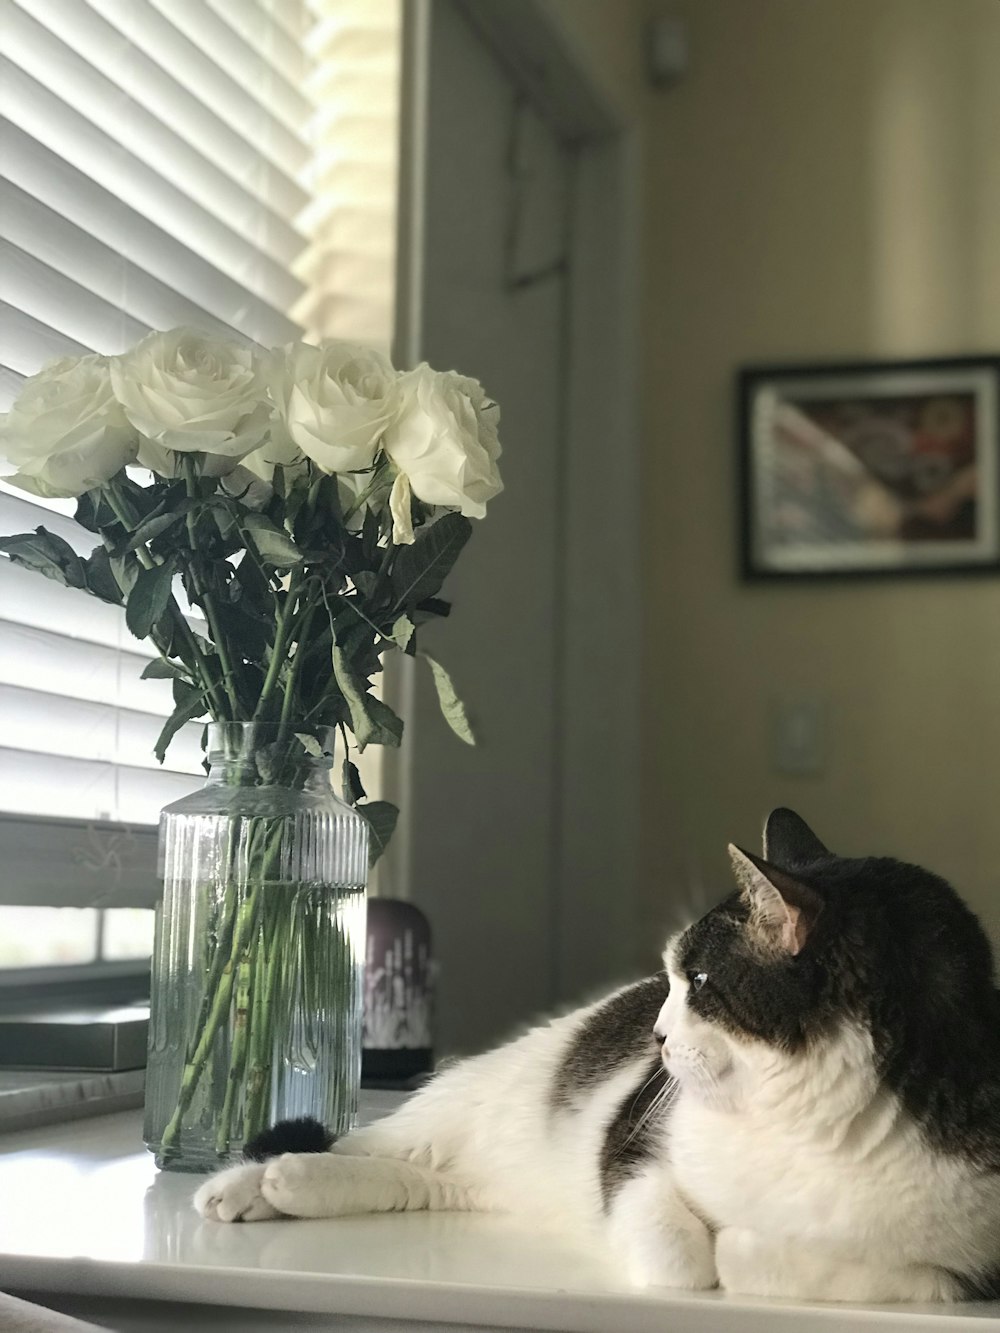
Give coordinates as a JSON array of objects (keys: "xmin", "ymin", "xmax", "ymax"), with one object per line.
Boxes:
[{"xmin": 739, "ymin": 356, "xmax": 1000, "ymax": 579}]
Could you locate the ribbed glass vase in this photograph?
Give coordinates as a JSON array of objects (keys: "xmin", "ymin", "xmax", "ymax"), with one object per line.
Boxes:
[{"xmin": 143, "ymin": 723, "xmax": 368, "ymax": 1172}]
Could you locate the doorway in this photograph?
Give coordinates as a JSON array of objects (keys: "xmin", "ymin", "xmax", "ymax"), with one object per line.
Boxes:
[{"xmin": 389, "ymin": 0, "xmax": 642, "ymax": 1055}]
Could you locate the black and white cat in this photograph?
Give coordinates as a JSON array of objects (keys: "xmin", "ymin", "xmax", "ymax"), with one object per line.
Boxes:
[{"xmin": 195, "ymin": 809, "xmax": 1000, "ymax": 1303}]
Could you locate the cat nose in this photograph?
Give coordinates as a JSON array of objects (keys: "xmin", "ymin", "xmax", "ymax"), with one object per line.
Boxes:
[{"xmin": 654, "ymin": 1028, "xmax": 667, "ymax": 1048}]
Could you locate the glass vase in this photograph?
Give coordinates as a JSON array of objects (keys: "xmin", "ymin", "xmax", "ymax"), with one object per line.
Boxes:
[{"xmin": 143, "ymin": 723, "xmax": 368, "ymax": 1172}]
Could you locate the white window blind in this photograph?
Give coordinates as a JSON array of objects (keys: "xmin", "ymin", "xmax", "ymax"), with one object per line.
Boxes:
[
  {"xmin": 295, "ymin": 0, "xmax": 401, "ymax": 348},
  {"xmin": 0, "ymin": 0, "xmax": 401, "ymax": 911}
]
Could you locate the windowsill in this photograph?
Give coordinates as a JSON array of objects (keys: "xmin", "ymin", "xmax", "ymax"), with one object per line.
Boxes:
[{"xmin": 0, "ymin": 1067, "xmax": 144, "ymax": 1132}]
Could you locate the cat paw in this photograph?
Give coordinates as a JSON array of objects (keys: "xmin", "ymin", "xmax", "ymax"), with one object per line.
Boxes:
[
  {"xmin": 194, "ymin": 1162, "xmax": 283, "ymax": 1223},
  {"xmin": 260, "ymin": 1152, "xmax": 337, "ymax": 1217},
  {"xmin": 608, "ymin": 1172, "xmax": 717, "ymax": 1292},
  {"xmin": 625, "ymin": 1232, "xmax": 717, "ymax": 1291},
  {"xmin": 261, "ymin": 1152, "xmax": 391, "ymax": 1218},
  {"xmin": 715, "ymin": 1228, "xmax": 769, "ymax": 1295}
]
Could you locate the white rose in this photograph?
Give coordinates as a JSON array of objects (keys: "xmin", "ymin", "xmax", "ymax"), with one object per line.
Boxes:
[
  {"xmin": 110, "ymin": 328, "xmax": 269, "ymax": 472},
  {"xmin": 0, "ymin": 355, "xmax": 137, "ymax": 498},
  {"xmin": 381, "ymin": 365, "xmax": 503, "ymax": 542},
  {"xmin": 266, "ymin": 340, "xmax": 401, "ymax": 474}
]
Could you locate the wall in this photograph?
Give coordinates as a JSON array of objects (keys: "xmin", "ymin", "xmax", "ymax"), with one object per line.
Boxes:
[
  {"xmin": 542, "ymin": 0, "xmax": 646, "ymax": 119},
  {"xmin": 640, "ymin": 0, "xmax": 1000, "ymax": 952}
]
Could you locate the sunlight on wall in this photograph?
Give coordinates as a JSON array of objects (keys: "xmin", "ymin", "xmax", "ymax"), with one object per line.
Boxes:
[{"xmin": 293, "ymin": 0, "xmax": 402, "ymax": 352}]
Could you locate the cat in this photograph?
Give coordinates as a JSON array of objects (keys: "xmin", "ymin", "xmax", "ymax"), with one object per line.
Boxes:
[{"xmin": 194, "ymin": 809, "xmax": 1000, "ymax": 1304}]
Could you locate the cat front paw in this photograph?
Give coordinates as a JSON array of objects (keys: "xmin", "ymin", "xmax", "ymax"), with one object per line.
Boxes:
[
  {"xmin": 194, "ymin": 1162, "xmax": 283, "ymax": 1223},
  {"xmin": 625, "ymin": 1228, "xmax": 717, "ymax": 1291},
  {"xmin": 259, "ymin": 1151, "xmax": 344, "ymax": 1218},
  {"xmin": 715, "ymin": 1227, "xmax": 768, "ymax": 1295},
  {"xmin": 261, "ymin": 1152, "xmax": 400, "ymax": 1218}
]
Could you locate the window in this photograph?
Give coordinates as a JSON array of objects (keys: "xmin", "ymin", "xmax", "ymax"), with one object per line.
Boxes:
[{"xmin": 0, "ymin": 0, "xmax": 401, "ymax": 983}]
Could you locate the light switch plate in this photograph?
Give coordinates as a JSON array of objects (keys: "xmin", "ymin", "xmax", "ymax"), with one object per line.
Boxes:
[{"xmin": 771, "ymin": 695, "xmax": 828, "ymax": 776}]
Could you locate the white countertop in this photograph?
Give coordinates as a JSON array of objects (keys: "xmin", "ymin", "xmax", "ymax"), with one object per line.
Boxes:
[{"xmin": 1, "ymin": 1105, "xmax": 999, "ymax": 1333}]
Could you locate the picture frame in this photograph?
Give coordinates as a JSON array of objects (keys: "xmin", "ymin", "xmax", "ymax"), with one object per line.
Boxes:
[{"xmin": 739, "ymin": 356, "xmax": 1000, "ymax": 580}]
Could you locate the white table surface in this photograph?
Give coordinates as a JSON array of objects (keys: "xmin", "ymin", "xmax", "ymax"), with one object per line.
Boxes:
[{"xmin": 1, "ymin": 1107, "xmax": 999, "ymax": 1333}]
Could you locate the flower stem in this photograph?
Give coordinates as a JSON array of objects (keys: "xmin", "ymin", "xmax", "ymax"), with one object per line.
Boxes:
[
  {"xmin": 254, "ymin": 569, "xmax": 303, "ymax": 722},
  {"xmin": 278, "ymin": 599, "xmax": 318, "ymax": 736},
  {"xmin": 216, "ymin": 957, "xmax": 252, "ymax": 1153},
  {"xmin": 243, "ymin": 902, "xmax": 286, "ymax": 1137},
  {"xmin": 180, "ymin": 456, "xmax": 242, "ymax": 717},
  {"xmin": 158, "ymin": 815, "xmax": 285, "ymax": 1155}
]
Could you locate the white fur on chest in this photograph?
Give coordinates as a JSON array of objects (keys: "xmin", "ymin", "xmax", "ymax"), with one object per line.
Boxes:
[{"xmin": 668, "ymin": 1039, "xmax": 1000, "ymax": 1275}]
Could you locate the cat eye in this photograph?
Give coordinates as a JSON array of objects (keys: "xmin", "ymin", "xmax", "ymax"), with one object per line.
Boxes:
[{"xmin": 689, "ymin": 971, "xmax": 708, "ymax": 992}]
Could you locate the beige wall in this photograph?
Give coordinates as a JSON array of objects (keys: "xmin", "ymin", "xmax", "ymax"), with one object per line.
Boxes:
[
  {"xmin": 640, "ymin": 0, "xmax": 1000, "ymax": 952},
  {"xmin": 543, "ymin": 0, "xmax": 646, "ymax": 117}
]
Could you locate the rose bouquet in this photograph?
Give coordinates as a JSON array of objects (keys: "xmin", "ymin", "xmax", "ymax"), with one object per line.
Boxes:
[{"xmin": 0, "ymin": 328, "xmax": 502, "ymax": 1166}]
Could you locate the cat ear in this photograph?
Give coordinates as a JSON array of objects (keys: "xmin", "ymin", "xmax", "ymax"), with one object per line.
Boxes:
[
  {"xmin": 728, "ymin": 844, "xmax": 823, "ymax": 956},
  {"xmin": 762, "ymin": 808, "xmax": 828, "ymax": 867}
]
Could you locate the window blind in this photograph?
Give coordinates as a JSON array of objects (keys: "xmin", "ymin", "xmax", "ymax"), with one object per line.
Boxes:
[
  {"xmin": 295, "ymin": 0, "xmax": 401, "ymax": 348},
  {"xmin": 0, "ymin": 0, "xmax": 401, "ymax": 909},
  {"xmin": 0, "ymin": 0, "xmax": 318, "ymax": 905}
]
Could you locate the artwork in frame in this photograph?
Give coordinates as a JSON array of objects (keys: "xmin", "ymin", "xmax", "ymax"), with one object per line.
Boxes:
[{"xmin": 739, "ymin": 356, "xmax": 1000, "ymax": 579}]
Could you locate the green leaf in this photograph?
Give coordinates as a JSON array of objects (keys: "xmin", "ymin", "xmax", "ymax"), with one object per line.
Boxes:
[
  {"xmin": 332, "ymin": 643, "xmax": 403, "ymax": 750},
  {"xmin": 153, "ymin": 688, "xmax": 209, "ymax": 764},
  {"xmin": 141, "ymin": 658, "xmax": 187, "ymax": 681},
  {"xmin": 75, "ymin": 490, "xmax": 120, "ymax": 534},
  {"xmin": 422, "ymin": 653, "xmax": 475, "ymax": 745},
  {"xmin": 241, "ymin": 514, "xmax": 303, "ymax": 568},
  {"xmin": 209, "ymin": 596, "xmax": 272, "ymax": 668},
  {"xmin": 109, "ymin": 552, "xmax": 140, "ymax": 598},
  {"xmin": 124, "ymin": 510, "xmax": 185, "ymax": 551},
  {"xmin": 254, "ymin": 740, "xmax": 285, "ymax": 784},
  {"xmin": 283, "ymin": 470, "xmax": 317, "ymax": 535},
  {"xmin": 125, "ymin": 560, "xmax": 175, "ymax": 640},
  {"xmin": 362, "ymin": 694, "xmax": 404, "ymax": 747},
  {"xmin": 294, "ymin": 732, "xmax": 324, "ymax": 758},
  {"xmin": 211, "ymin": 502, "xmax": 239, "ymax": 543},
  {"xmin": 0, "ymin": 528, "xmax": 87, "ymax": 590},
  {"xmin": 357, "ymin": 800, "xmax": 399, "ymax": 868},
  {"xmin": 352, "ymin": 570, "xmax": 378, "ymax": 599},
  {"xmin": 389, "ymin": 615, "xmax": 414, "ymax": 650},
  {"xmin": 338, "ymin": 615, "xmax": 382, "ymax": 680},
  {"xmin": 172, "ymin": 676, "xmax": 201, "ymax": 708},
  {"xmin": 342, "ymin": 758, "xmax": 366, "ymax": 804},
  {"xmin": 390, "ymin": 513, "xmax": 472, "ymax": 609},
  {"xmin": 82, "ymin": 546, "xmax": 124, "ymax": 605},
  {"xmin": 115, "ymin": 471, "xmax": 165, "ymax": 521},
  {"xmin": 233, "ymin": 544, "xmax": 274, "ymax": 604}
]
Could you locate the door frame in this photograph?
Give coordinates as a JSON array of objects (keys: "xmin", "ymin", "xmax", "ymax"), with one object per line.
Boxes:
[{"xmin": 385, "ymin": 0, "xmax": 644, "ymax": 999}]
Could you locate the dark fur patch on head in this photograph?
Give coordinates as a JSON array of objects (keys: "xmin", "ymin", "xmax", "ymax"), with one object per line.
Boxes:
[
  {"xmin": 243, "ymin": 1116, "xmax": 334, "ymax": 1162},
  {"xmin": 675, "ymin": 894, "xmax": 822, "ymax": 1051},
  {"xmin": 763, "ymin": 807, "xmax": 828, "ymax": 867},
  {"xmin": 550, "ymin": 974, "xmax": 669, "ymax": 1110},
  {"xmin": 673, "ymin": 811, "xmax": 1000, "ymax": 1167},
  {"xmin": 599, "ymin": 1058, "xmax": 676, "ymax": 1207}
]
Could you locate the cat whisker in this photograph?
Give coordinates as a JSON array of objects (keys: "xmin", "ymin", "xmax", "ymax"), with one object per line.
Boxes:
[{"xmin": 618, "ymin": 1072, "xmax": 678, "ymax": 1153}]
